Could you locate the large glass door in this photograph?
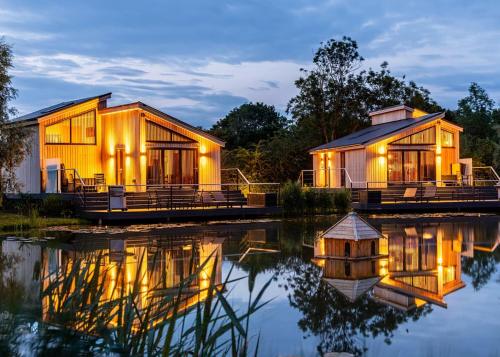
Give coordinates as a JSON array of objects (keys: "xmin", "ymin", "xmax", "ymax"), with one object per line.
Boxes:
[
  {"xmin": 404, "ymin": 151, "xmax": 419, "ymax": 182},
  {"xmin": 388, "ymin": 151, "xmax": 403, "ymax": 182},
  {"xmin": 147, "ymin": 149, "xmax": 198, "ymax": 185},
  {"xmin": 388, "ymin": 150, "xmax": 435, "ymax": 183}
]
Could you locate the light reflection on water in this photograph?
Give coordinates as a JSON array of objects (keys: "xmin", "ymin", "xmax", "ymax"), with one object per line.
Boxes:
[{"xmin": 0, "ymin": 215, "xmax": 499, "ymax": 356}]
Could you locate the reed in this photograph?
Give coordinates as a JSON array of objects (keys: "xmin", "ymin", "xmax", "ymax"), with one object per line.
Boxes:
[{"xmin": 34, "ymin": 248, "xmax": 271, "ymax": 356}]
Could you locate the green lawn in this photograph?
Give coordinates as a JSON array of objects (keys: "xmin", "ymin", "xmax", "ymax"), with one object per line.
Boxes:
[{"xmin": 0, "ymin": 212, "xmax": 87, "ymax": 232}]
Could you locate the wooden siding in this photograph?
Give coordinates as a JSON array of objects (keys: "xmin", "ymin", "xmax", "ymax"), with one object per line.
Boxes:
[
  {"xmin": 345, "ymin": 149, "xmax": 365, "ymax": 188},
  {"xmin": 323, "ymin": 259, "xmax": 380, "ymax": 279},
  {"xmin": 366, "ymin": 119, "xmax": 461, "ymax": 188},
  {"xmin": 39, "ymin": 99, "xmax": 103, "ymax": 189},
  {"xmin": 14, "ymin": 97, "xmax": 223, "ymax": 193},
  {"xmin": 101, "ymin": 109, "xmax": 141, "ymax": 187},
  {"xmin": 324, "ymin": 239, "xmax": 378, "ymax": 258},
  {"xmin": 143, "ymin": 111, "xmax": 221, "ymax": 188},
  {"xmin": 312, "ymin": 119, "xmax": 461, "ymax": 188},
  {"xmin": 14, "ymin": 126, "xmax": 41, "ymax": 193}
]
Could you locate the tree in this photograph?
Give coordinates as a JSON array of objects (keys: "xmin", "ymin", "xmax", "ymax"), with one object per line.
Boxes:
[
  {"xmin": 288, "ymin": 37, "xmax": 444, "ymax": 147},
  {"xmin": 0, "ymin": 40, "xmax": 31, "ymax": 202},
  {"xmin": 455, "ymin": 83, "xmax": 500, "ymax": 171},
  {"xmin": 288, "ymin": 37, "xmax": 368, "ymax": 145},
  {"xmin": 209, "ymin": 102, "xmax": 289, "ymax": 150}
]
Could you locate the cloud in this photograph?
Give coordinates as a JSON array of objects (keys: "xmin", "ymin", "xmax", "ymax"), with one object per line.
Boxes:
[{"xmin": 12, "ymin": 53, "xmax": 304, "ymax": 125}]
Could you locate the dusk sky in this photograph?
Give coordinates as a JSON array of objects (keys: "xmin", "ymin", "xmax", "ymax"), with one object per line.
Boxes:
[{"xmin": 2, "ymin": 0, "xmax": 500, "ymax": 128}]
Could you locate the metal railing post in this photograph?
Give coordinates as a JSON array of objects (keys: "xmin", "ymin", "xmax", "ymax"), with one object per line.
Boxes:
[{"xmin": 170, "ymin": 185, "xmax": 173, "ymax": 209}]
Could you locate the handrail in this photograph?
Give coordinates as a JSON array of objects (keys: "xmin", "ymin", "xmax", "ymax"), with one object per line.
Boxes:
[
  {"xmin": 221, "ymin": 168, "xmax": 251, "ymax": 185},
  {"xmin": 299, "ymin": 168, "xmax": 353, "ymax": 188},
  {"xmin": 472, "ymin": 166, "xmax": 500, "ymax": 182}
]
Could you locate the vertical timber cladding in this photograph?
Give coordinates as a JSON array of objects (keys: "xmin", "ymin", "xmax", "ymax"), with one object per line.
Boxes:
[
  {"xmin": 101, "ymin": 109, "xmax": 141, "ymax": 187},
  {"xmin": 139, "ymin": 110, "xmax": 222, "ymax": 189},
  {"xmin": 343, "ymin": 149, "xmax": 366, "ymax": 188},
  {"xmin": 39, "ymin": 99, "xmax": 102, "ymax": 183},
  {"xmin": 14, "ymin": 125, "xmax": 41, "ymax": 193},
  {"xmin": 365, "ymin": 119, "xmax": 462, "ymax": 187}
]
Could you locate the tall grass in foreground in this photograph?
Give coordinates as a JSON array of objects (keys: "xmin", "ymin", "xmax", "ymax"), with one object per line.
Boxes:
[{"xmin": 17, "ymin": 249, "xmax": 271, "ymax": 356}]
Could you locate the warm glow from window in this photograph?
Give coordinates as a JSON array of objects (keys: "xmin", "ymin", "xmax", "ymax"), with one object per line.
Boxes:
[
  {"xmin": 441, "ymin": 129, "xmax": 454, "ymax": 147},
  {"xmin": 45, "ymin": 110, "xmax": 96, "ymax": 144}
]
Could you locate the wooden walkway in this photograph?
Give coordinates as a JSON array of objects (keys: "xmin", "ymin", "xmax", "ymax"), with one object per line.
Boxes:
[{"xmin": 80, "ymin": 206, "xmax": 283, "ymax": 222}]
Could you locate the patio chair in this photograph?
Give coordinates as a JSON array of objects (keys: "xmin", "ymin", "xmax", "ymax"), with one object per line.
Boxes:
[
  {"xmin": 212, "ymin": 191, "xmax": 229, "ymax": 207},
  {"xmin": 397, "ymin": 187, "xmax": 417, "ymax": 202},
  {"xmin": 94, "ymin": 173, "xmax": 106, "ymax": 192},
  {"xmin": 421, "ymin": 186, "xmax": 438, "ymax": 202}
]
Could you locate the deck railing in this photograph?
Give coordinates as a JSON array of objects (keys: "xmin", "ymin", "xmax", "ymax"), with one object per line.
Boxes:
[
  {"xmin": 44, "ymin": 168, "xmax": 281, "ymax": 209},
  {"xmin": 299, "ymin": 168, "xmax": 354, "ymax": 188},
  {"xmin": 221, "ymin": 168, "xmax": 281, "ymax": 195}
]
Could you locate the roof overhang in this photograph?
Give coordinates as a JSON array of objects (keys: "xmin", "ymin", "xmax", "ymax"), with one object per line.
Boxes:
[
  {"xmin": 310, "ymin": 144, "xmax": 363, "ymax": 154},
  {"xmin": 100, "ymin": 102, "xmax": 225, "ymax": 147},
  {"xmin": 13, "ymin": 93, "xmax": 111, "ymax": 125},
  {"xmin": 309, "ymin": 112, "xmax": 462, "ymax": 153}
]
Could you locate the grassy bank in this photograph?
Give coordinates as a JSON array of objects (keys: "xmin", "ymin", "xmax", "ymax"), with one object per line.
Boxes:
[{"xmin": 0, "ymin": 212, "xmax": 86, "ymax": 232}]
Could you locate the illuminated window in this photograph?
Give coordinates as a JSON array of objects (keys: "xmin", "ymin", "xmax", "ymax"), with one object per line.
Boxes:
[
  {"xmin": 45, "ymin": 110, "xmax": 96, "ymax": 144},
  {"xmin": 390, "ymin": 127, "xmax": 436, "ymax": 145},
  {"xmin": 146, "ymin": 120, "xmax": 194, "ymax": 142},
  {"xmin": 45, "ymin": 118, "xmax": 70, "ymax": 143},
  {"xmin": 441, "ymin": 129, "xmax": 454, "ymax": 147}
]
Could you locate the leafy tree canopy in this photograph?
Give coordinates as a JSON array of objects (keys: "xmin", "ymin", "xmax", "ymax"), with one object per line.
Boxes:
[
  {"xmin": 209, "ymin": 102, "xmax": 289, "ymax": 150},
  {"xmin": 288, "ymin": 37, "xmax": 443, "ymax": 145},
  {"xmin": 455, "ymin": 82, "xmax": 500, "ymax": 170},
  {"xmin": 0, "ymin": 39, "xmax": 31, "ymax": 201}
]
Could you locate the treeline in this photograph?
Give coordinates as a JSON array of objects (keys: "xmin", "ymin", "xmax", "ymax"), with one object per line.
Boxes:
[{"xmin": 208, "ymin": 37, "xmax": 500, "ymax": 183}]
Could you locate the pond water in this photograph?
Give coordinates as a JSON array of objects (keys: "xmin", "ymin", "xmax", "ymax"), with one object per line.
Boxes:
[{"xmin": 0, "ymin": 214, "xmax": 499, "ymax": 356}]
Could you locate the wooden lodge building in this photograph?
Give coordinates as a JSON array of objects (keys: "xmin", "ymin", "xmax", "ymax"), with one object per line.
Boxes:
[
  {"xmin": 309, "ymin": 105, "xmax": 467, "ymax": 188},
  {"xmin": 12, "ymin": 93, "xmax": 224, "ymax": 194}
]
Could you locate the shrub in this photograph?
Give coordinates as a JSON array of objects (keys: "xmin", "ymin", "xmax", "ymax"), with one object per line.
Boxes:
[
  {"xmin": 40, "ymin": 195, "xmax": 73, "ymax": 217},
  {"xmin": 303, "ymin": 188, "xmax": 317, "ymax": 214},
  {"xmin": 281, "ymin": 180, "xmax": 304, "ymax": 216},
  {"xmin": 9, "ymin": 193, "xmax": 41, "ymax": 215},
  {"xmin": 317, "ymin": 189, "xmax": 334, "ymax": 214},
  {"xmin": 333, "ymin": 188, "xmax": 351, "ymax": 213}
]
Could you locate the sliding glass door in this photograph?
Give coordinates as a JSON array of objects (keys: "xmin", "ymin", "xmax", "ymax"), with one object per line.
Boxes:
[
  {"xmin": 388, "ymin": 150, "xmax": 435, "ymax": 183},
  {"xmin": 146, "ymin": 149, "xmax": 198, "ymax": 185}
]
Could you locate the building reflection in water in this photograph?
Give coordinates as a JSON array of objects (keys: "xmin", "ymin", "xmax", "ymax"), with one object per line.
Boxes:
[
  {"xmin": 2, "ymin": 235, "xmax": 223, "ymax": 331},
  {"xmin": 313, "ymin": 217, "xmax": 499, "ymax": 310}
]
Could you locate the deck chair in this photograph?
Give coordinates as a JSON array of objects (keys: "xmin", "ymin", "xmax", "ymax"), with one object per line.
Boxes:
[
  {"xmin": 212, "ymin": 191, "xmax": 229, "ymax": 207},
  {"xmin": 422, "ymin": 186, "xmax": 437, "ymax": 202},
  {"xmin": 400, "ymin": 187, "xmax": 417, "ymax": 202},
  {"xmin": 200, "ymin": 191, "xmax": 215, "ymax": 207}
]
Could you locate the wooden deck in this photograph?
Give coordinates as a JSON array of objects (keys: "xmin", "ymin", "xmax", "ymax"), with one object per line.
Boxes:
[
  {"xmin": 80, "ymin": 206, "xmax": 283, "ymax": 222},
  {"xmin": 353, "ymin": 199, "xmax": 500, "ymax": 213}
]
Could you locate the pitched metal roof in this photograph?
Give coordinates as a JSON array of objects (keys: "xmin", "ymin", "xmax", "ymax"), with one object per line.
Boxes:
[
  {"xmin": 11, "ymin": 93, "xmax": 111, "ymax": 124},
  {"xmin": 321, "ymin": 212, "xmax": 384, "ymax": 241},
  {"xmin": 310, "ymin": 112, "xmax": 445, "ymax": 152}
]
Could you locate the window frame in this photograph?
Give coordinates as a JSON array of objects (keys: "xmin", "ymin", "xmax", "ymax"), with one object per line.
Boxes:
[
  {"xmin": 145, "ymin": 120, "xmax": 196, "ymax": 143},
  {"xmin": 44, "ymin": 109, "xmax": 97, "ymax": 145},
  {"xmin": 388, "ymin": 126, "xmax": 437, "ymax": 146},
  {"xmin": 440, "ymin": 129, "xmax": 455, "ymax": 148}
]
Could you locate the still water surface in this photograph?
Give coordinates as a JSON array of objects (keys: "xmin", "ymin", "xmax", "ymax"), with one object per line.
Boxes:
[{"xmin": 0, "ymin": 214, "xmax": 499, "ymax": 356}]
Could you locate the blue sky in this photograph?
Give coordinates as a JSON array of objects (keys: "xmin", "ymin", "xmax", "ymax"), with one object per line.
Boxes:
[{"xmin": 2, "ymin": 0, "xmax": 500, "ymax": 127}]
